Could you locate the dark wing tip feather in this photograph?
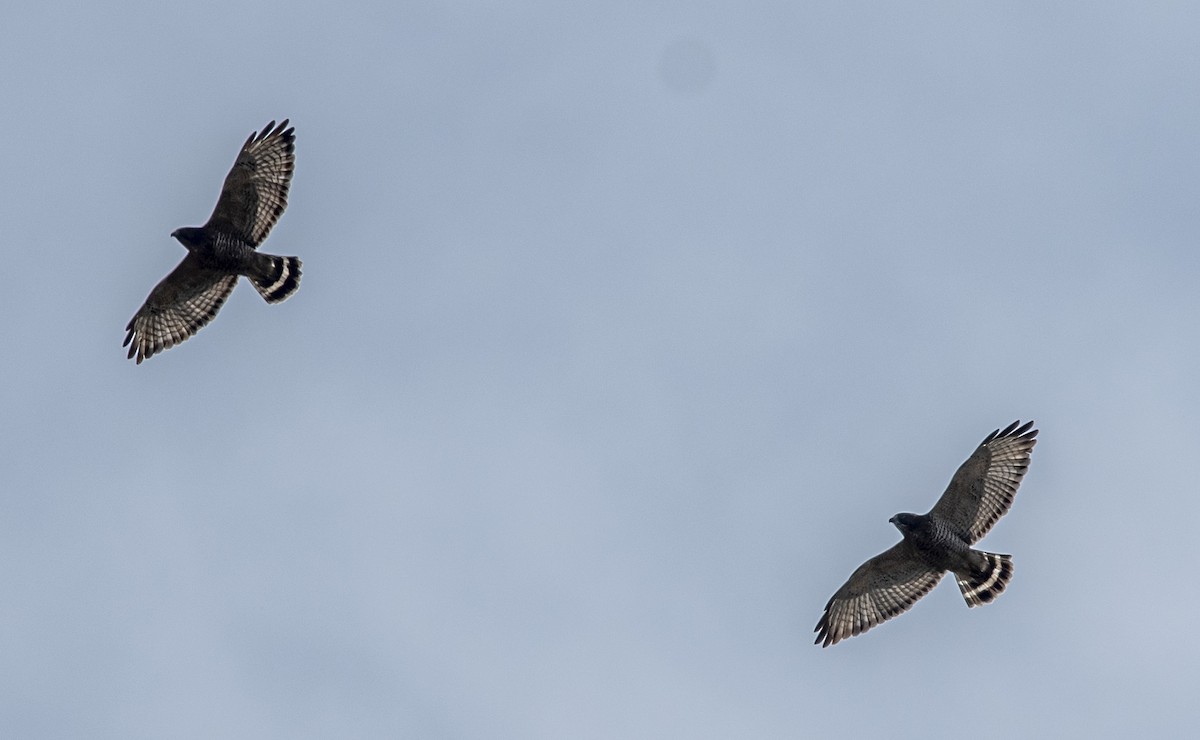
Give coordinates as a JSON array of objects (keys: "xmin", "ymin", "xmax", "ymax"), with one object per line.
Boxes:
[
  {"xmin": 123, "ymin": 319, "xmax": 140, "ymax": 360},
  {"xmin": 814, "ymin": 613, "xmax": 834, "ymax": 647},
  {"xmin": 985, "ymin": 420, "xmax": 1038, "ymax": 446},
  {"xmin": 247, "ymin": 119, "xmax": 294, "ymax": 148}
]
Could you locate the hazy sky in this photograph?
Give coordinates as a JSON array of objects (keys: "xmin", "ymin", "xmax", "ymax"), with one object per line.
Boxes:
[{"xmin": 3, "ymin": 2, "xmax": 1198, "ymax": 738}]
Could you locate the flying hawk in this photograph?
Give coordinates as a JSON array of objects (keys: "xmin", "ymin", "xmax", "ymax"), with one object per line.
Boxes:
[
  {"xmin": 124, "ymin": 120, "xmax": 301, "ymax": 363},
  {"xmin": 815, "ymin": 420, "xmax": 1038, "ymax": 647}
]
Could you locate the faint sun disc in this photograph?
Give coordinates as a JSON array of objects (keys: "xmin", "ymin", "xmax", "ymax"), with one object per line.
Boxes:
[{"xmin": 658, "ymin": 38, "xmax": 716, "ymax": 96}]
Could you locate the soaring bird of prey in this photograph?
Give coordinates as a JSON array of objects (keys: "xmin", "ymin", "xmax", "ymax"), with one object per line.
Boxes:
[
  {"xmin": 814, "ymin": 420, "xmax": 1038, "ymax": 647},
  {"xmin": 124, "ymin": 120, "xmax": 302, "ymax": 363}
]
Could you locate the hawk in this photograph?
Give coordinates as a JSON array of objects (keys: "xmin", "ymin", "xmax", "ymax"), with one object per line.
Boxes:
[
  {"xmin": 814, "ymin": 420, "xmax": 1038, "ymax": 647},
  {"xmin": 124, "ymin": 120, "xmax": 302, "ymax": 363}
]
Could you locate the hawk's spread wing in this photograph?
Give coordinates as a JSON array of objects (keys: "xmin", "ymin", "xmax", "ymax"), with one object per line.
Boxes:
[
  {"xmin": 927, "ymin": 420, "xmax": 1038, "ymax": 544},
  {"xmin": 124, "ymin": 254, "xmax": 238, "ymax": 363},
  {"xmin": 815, "ymin": 540, "xmax": 943, "ymax": 647},
  {"xmin": 202, "ymin": 120, "xmax": 295, "ymax": 247}
]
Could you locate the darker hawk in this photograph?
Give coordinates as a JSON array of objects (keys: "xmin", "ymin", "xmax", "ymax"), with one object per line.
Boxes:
[
  {"xmin": 124, "ymin": 120, "xmax": 302, "ymax": 363},
  {"xmin": 814, "ymin": 420, "xmax": 1038, "ymax": 647}
]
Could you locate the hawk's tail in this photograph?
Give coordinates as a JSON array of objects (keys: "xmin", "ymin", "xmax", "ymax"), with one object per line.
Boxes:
[
  {"xmin": 956, "ymin": 552, "xmax": 1013, "ymax": 608},
  {"xmin": 251, "ymin": 255, "xmax": 302, "ymax": 304}
]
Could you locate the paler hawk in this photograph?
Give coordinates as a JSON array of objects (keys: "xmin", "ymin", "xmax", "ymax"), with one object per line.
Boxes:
[{"xmin": 815, "ymin": 420, "xmax": 1038, "ymax": 647}]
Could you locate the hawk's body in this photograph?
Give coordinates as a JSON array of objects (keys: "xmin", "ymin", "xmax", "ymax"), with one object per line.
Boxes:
[
  {"xmin": 814, "ymin": 420, "xmax": 1037, "ymax": 647},
  {"xmin": 124, "ymin": 120, "xmax": 301, "ymax": 363}
]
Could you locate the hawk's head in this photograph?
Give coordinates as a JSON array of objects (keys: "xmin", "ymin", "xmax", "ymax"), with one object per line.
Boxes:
[
  {"xmin": 171, "ymin": 227, "xmax": 205, "ymax": 250},
  {"xmin": 889, "ymin": 513, "xmax": 921, "ymax": 533}
]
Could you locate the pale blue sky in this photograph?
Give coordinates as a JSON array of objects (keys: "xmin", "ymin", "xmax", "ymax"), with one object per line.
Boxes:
[{"xmin": 2, "ymin": 2, "xmax": 1198, "ymax": 738}]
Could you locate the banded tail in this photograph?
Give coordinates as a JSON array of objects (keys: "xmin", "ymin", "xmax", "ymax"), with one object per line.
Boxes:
[
  {"xmin": 956, "ymin": 552, "xmax": 1013, "ymax": 607},
  {"xmin": 251, "ymin": 254, "xmax": 302, "ymax": 303}
]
